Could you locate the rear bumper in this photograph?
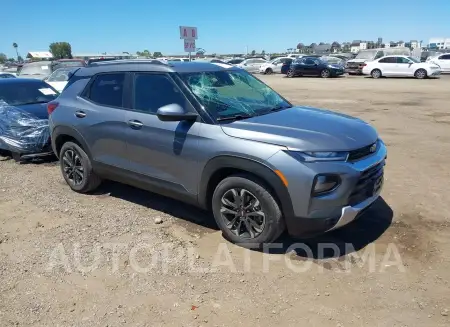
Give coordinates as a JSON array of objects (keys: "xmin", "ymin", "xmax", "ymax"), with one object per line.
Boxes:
[{"xmin": 345, "ymin": 68, "xmax": 362, "ymax": 74}]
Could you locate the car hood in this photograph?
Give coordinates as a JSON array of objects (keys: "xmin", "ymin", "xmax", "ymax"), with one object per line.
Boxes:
[
  {"xmin": 16, "ymin": 103, "xmax": 48, "ymax": 119},
  {"xmin": 220, "ymin": 106, "xmax": 378, "ymax": 151},
  {"xmin": 17, "ymin": 74, "xmax": 48, "ymax": 80}
]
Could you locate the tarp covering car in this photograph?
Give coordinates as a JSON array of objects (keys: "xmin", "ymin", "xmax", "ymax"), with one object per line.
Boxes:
[{"xmin": 0, "ymin": 100, "xmax": 50, "ymax": 154}]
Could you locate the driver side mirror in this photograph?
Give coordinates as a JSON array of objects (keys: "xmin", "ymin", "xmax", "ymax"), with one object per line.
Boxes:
[{"xmin": 156, "ymin": 103, "xmax": 198, "ymax": 122}]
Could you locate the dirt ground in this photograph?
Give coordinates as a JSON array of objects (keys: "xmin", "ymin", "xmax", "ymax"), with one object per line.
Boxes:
[{"xmin": 1, "ymin": 74, "xmax": 450, "ymax": 327}]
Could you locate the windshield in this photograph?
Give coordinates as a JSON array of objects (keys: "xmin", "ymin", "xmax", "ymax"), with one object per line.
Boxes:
[
  {"xmin": 52, "ymin": 61, "xmax": 84, "ymax": 70},
  {"xmin": 407, "ymin": 56, "xmax": 420, "ymax": 63},
  {"xmin": 180, "ymin": 70, "xmax": 291, "ymax": 120},
  {"xmin": 0, "ymin": 81, "xmax": 58, "ymax": 106},
  {"xmin": 356, "ymin": 50, "xmax": 378, "ymax": 59},
  {"xmin": 47, "ymin": 68, "xmax": 73, "ymax": 82},
  {"xmin": 19, "ymin": 62, "xmax": 52, "ymax": 76}
]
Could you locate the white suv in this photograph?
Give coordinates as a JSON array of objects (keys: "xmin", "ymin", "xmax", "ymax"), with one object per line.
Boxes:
[{"xmin": 362, "ymin": 55, "xmax": 441, "ymax": 79}]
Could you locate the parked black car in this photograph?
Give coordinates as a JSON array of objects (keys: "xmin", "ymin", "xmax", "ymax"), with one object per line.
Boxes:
[{"xmin": 285, "ymin": 57, "xmax": 345, "ymax": 78}]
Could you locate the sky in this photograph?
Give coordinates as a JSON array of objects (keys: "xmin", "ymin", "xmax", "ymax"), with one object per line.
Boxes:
[{"xmin": 1, "ymin": 0, "xmax": 450, "ymax": 58}]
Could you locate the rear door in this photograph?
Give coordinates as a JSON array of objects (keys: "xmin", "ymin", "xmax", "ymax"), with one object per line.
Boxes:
[
  {"xmin": 75, "ymin": 72, "xmax": 131, "ymax": 169},
  {"xmin": 123, "ymin": 72, "xmax": 201, "ymax": 194},
  {"xmin": 303, "ymin": 58, "xmax": 318, "ymax": 75},
  {"xmin": 378, "ymin": 57, "xmax": 396, "ymax": 75}
]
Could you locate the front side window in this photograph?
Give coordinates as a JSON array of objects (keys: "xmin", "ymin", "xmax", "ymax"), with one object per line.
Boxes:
[
  {"xmin": 304, "ymin": 58, "xmax": 316, "ymax": 65},
  {"xmin": 88, "ymin": 73, "xmax": 125, "ymax": 107},
  {"xmin": 396, "ymin": 57, "xmax": 411, "ymax": 64},
  {"xmin": 180, "ymin": 69, "xmax": 291, "ymax": 120},
  {"xmin": 133, "ymin": 73, "xmax": 187, "ymax": 114}
]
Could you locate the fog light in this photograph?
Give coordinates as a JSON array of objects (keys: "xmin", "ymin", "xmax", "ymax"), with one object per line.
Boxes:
[{"xmin": 313, "ymin": 174, "xmax": 340, "ymax": 195}]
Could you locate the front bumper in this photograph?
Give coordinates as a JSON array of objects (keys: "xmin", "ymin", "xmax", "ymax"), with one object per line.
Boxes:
[{"xmin": 267, "ymin": 141, "xmax": 387, "ymax": 237}]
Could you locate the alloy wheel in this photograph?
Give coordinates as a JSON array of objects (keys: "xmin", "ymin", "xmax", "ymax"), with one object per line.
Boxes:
[
  {"xmin": 416, "ymin": 70, "xmax": 426, "ymax": 79},
  {"xmin": 62, "ymin": 149, "xmax": 84, "ymax": 186},
  {"xmin": 220, "ymin": 188, "xmax": 265, "ymax": 239},
  {"xmin": 321, "ymin": 69, "xmax": 330, "ymax": 78},
  {"xmin": 287, "ymin": 69, "xmax": 294, "ymax": 77}
]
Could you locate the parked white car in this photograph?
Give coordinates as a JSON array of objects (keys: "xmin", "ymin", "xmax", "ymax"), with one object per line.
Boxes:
[
  {"xmin": 362, "ymin": 55, "xmax": 441, "ymax": 79},
  {"xmin": 45, "ymin": 67, "xmax": 72, "ymax": 92},
  {"xmin": 427, "ymin": 53, "xmax": 450, "ymax": 73},
  {"xmin": 259, "ymin": 57, "xmax": 291, "ymax": 74},
  {"xmin": 236, "ymin": 58, "xmax": 268, "ymax": 73}
]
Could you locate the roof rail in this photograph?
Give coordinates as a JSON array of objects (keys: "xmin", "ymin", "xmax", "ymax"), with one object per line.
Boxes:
[{"xmin": 87, "ymin": 59, "xmax": 167, "ymax": 67}]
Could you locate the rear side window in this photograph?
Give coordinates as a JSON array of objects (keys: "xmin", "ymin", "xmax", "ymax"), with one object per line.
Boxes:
[
  {"xmin": 439, "ymin": 54, "xmax": 450, "ymax": 60},
  {"xmin": 133, "ymin": 73, "xmax": 187, "ymax": 114},
  {"xmin": 379, "ymin": 57, "xmax": 396, "ymax": 63},
  {"xmin": 88, "ymin": 73, "xmax": 126, "ymax": 107}
]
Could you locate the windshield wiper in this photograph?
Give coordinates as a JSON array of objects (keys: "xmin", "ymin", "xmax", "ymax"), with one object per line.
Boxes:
[
  {"xmin": 18, "ymin": 100, "xmax": 49, "ymax": 105},
  {"xmin": 216, "ymin": 114, "xmax": 252, "ymax": 122},
  {"xmin": 259, "ymin": 104, "xmax": 292, "ymax": 115}
]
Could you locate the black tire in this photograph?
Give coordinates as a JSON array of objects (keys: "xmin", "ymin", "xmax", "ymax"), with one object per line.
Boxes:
[
  {"xmin": 414, "ymin": 69, "xmax": 427, "ymax": 79},
  {"xmin": 0, "ymin": 149, "xmax": 11, "ymax": 157},
  {"xmin": 371, "ymin": 69, "xmax": 382, "ymax": 79},
  {"xmin": 320, "ymin": 69, "xmax": 330, "ymax": 78},
  {"xmin": 59, "ymin": 141, "xmax": 101, "ymax": 193},
  {"xmin": 212, "ymin": 174, "xmax": 285, "ymax": 247},
  {"xmin": 265, "ymin": 68, "xmax": 273, "ymax": 75},
  {"xmin": 286, "ymin": 69, "xmax": 295, "ymax": 78}
]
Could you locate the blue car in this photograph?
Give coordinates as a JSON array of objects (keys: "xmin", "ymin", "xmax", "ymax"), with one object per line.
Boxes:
[{"xmin": 0, "ymin": 78, "xmax": 59, "ymax": 160}]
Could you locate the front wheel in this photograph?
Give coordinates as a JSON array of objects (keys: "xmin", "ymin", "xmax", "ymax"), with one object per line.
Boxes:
[
  {"xmin": 59, "ymin": 141, "xmax": 101, "ymax": 193},
  {"xmin": 212, "ymin": 174, "xmax": 285, "ymax": 247},
  {"xmin": 415, "ymin": 69, "xmax": 427, "ymax": 79},
  {"xmin": 320, "ymin": 69, "xmax": 330, "ymax": 78}
]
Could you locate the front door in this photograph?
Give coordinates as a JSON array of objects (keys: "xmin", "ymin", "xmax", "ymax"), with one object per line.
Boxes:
[
  {"xmin": 303, "ymin": 58, "xmax": 318, "ymax": 75},
  {"xmin": 124, "ymin": 72, "xmax": 201, "ymax": 195},
  {"xmin": 394, "ymin": 56, "xmax": 415, "ymax": 76}
]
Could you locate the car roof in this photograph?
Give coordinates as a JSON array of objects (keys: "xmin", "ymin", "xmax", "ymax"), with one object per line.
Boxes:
[
  {"xmin": 0, "ymin": 77, "xmax": 46, "ymax": 84},
  {"xmin": 22, "ymin": 60, "xmax": 53, "ymax": 66},
  {"xmin": 74, "ymin": 60, "xmax": 240, "ymax": 77}
]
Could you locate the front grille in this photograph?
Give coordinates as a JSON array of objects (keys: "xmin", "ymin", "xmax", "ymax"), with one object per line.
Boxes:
[
  {"xmin": 348, "ymin": 162, "xmax": 384, "ymax": 206},
  {"xmin": 348, "ymin": 142, "xmax": 377, "ymax": 161}
]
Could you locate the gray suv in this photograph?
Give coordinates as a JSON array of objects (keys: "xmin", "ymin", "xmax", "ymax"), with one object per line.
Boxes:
[{"xmin": 48, "ymin": 60, "xmax": 386, "ymax": 246}]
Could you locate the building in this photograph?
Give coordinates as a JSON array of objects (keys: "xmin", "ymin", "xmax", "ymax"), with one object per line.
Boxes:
[
  {"xmin": 26, "ymin": 51, "xmax": 53, "ymax": 59},
  {"xmin": 428, "ymin": 37, "xmax": 450, "ymax": 49},
  {"xmin": 313, "ymin": 44, "xmax": 332, "ymax": 55},
  {"xmin": 359, "ymin": 42, "xmax": 367, "ymax": 50},
  {"xmin": 377, "ymin": 37, "xmax": 383, "ymax": 47},
  {"xmin": 410, "ymin": 40, "xmax": 420, "ymax": 49}
]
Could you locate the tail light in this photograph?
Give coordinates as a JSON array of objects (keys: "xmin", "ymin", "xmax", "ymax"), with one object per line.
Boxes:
[
  {"xmin": 362, "ymin": 63, "xmax": 367, "ymax": 67},
  {"xmin": 47, "ymin": 101, "xmax": 59, "ymax": 115}
]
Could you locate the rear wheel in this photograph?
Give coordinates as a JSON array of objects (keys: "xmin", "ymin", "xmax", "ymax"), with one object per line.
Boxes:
[
  {"xmin": 287, "ymin": 69, "xmax": 295, "ymax": 78},
  {"xmin": 212, "ymin": 174, "xmax": 284, "ymax": 247},
  {"xmin": 415, "ymin": 69, "xmax": 427, "ymax": 79},
  {"xmin": 320, "ymin": 69, "xmax": 330, "ymax": 78},
  {"xmin": 265, "ymin": 68, "xmax": 273, "ymax": 75},
  {"xmin": 371, "ymin": 69, "xmax": 382, "ymax": 79},
  {"xmin": 60, "ymin": 141, "xmax": 101, "ymax": 193}
]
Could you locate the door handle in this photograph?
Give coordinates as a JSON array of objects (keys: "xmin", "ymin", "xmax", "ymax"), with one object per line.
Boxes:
[
  {"xmin": 127, "ymin": 120, "xmax": 143, "ymax": 129},
  {"xmin": 75, "ymin": 111, "xmax": 86, "ymax": 118}
]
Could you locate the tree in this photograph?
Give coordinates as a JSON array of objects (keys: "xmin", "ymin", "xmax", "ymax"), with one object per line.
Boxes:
[
  {"xmin": 309, "ymin": 43, "xmax": 317, "ymax": 48},
  {"xmin": 0, "ymin": 53, "xmax": 7, "ymax": 64},
  {"xmin": 12, "ymin": 42, "xmax": 19, "ymax": 60},
  {"xmin": 261, "ymin": 50, "xmax": 265, "ymax": 55},
  {"xmin": 319, "ymin": 42, "xmax": 325, "ymax": 45},
  {"xmin": 297, "ymin": 43, "xmax": 305, "ymax": 49},
  {"xmin": 251, "ymin": 50, "xmax": 256, "ymax": 55},
  {"xmin": 153, "ymin": 52, "xmax": 163, "ymax": 58},
  {"xmin": 49, "ymin": 42, "xmax": 72, "ymax": 59},
  {"xmin": 7, "ymin": 58, "xmax": 15, "ymax": 62}
]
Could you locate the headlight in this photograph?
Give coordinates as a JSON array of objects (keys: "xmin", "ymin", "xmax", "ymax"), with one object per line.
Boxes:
[
  {"xmin": 312, "ymin": 174, "xmax": 341, "ymax": 195},
  {"xmin": 286, "ymin": 151, "xmax": 349, "ymax": 162}
]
